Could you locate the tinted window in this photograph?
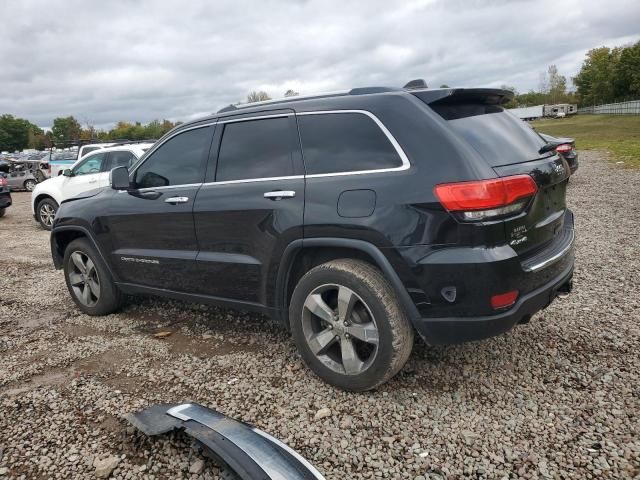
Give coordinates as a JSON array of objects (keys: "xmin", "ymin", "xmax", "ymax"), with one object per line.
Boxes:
[
  {"xmin": 107, "ymin": 151, "xmax": 137, "ymax": 170},
  {"xmin": 298, "ymin": 113, "xmax": 402, "ymax": 175},
  {"xmin": 73, "ymin": 152, "xmax": 107, "ymax": 175},
  {"xmin": 428, "ymin": 104, "xmax": 547, "ymax": 166},
  {"xmin": 135, "ymin": 127, "xmax": 212, "ymax": 188},
  {"xmin": 216, "ymin": 117, "xmax": 293, "ymax": 181}
]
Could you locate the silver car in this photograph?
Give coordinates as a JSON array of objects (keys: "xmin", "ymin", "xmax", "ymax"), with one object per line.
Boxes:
[{"xmin": 6, "ymin": 166, "xmax": 38, "ymax": 191}]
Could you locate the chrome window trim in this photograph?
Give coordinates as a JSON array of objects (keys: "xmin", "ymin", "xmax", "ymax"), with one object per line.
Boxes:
[
  {"xmin": 201, "ymin": 175, "xmax": 303, "ymax": 187},
  {"xmin": 297, "ymin": 109, "xmax": 410, "ymax": 178},
  {"xmin": 121, "ymin": 183, "xmax": 203, "ymax": 193},
  {"xmin": 218, "ymin": 113, "xmax": 293, "ymax": 124},
  {"xmin": 128, "ymin": 109, "xmax": 410, "ymax": 189}
]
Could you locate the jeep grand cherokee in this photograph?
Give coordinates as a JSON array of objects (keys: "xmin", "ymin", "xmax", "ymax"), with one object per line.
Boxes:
[{"xmin": 50, "ymin": 84, "xmax": 575, "ymax": 391}]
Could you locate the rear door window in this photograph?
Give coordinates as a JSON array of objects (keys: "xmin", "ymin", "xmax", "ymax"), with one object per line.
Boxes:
[
  {"xmin": 215, "ymin": 117, "xmax": 294, "ymax": 181},
  {"xmin": 297, "ymin": 112, "xmax": 403, "ymax": 175}
]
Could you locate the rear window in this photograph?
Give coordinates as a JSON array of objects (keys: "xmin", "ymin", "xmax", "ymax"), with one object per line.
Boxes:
[{"xmin": 429, "ymin": 103, "xmax": 548, "ymax": 166}]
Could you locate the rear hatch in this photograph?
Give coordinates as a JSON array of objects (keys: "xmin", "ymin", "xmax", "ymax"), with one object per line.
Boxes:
[{"xmin": 414, "ymin": 88, "xmax": 571, "ymax": 257}]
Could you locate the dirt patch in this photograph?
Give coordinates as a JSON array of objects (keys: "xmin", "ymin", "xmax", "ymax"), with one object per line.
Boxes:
[{"xmin": 0, "ymin": 369, "xmax": 74, "ymax": 396}]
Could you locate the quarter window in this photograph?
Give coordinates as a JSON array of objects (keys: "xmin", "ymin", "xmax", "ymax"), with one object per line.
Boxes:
[
  {"xmin": 216, "ymin": 117, "xmax": 294, "ymax": 182},
  {"xmin": 135, "ymin": 127, "xmax": 212, "ymax": 188},
  {"xmin": 73, "ymin": 152, "xmax": 107, "ymax": 176},
  {"xmin": 297, "ymin": 113, "xmax": 403, "ymax": 175}
]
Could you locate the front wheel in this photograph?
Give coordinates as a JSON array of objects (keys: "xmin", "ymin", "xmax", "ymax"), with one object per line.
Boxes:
[
  {"xmin": 24, "ymin": 179, "xmax": 37, "ymax": 191},
  {"xmin": 63, "ymin": 238, "xmax": 124, "ymax": 315},
  {"xmin": 36, "ymin": 198, "xmax": 58, "ymax": 230},
  {"xmin": 289, "ymin": 259, "xmax": 414, "ymax": 391}
]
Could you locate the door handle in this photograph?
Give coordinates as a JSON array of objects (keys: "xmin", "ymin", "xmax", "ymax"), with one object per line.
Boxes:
[
  {"xmin": 164, "ymin": 196, "xmax": 189, "ymax": 204},
  {"xmin": 88, "ymin": 179, "xmax": 97, "ymax": 183},
  {"xmin": 264, "ymin": 190, "xmax": 296, "ymax": 200}
]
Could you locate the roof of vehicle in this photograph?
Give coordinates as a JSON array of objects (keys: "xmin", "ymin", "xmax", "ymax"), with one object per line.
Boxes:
[{"xmin": 168, "ymin": 84, "xmax": 514, "ymax": 135}]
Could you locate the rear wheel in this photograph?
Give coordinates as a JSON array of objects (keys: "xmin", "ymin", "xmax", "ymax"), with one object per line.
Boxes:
[
  {"xmin": 36, "ymin": 198, "xmax": 58, "ymax": 230},
  {"xmin": 0, "ymin": 208, "xmax": 5, "ymax": 218},
  {"xmin": 63, "ymin": 238, "xmax": 124, "ymax": 315},
  {"xmin": 289, "ymin": 259, "xmax": 414, "ymax": 391},
  {"xmin": 24, "ymin": 179, "xmax": 37, "ymax": 191}
]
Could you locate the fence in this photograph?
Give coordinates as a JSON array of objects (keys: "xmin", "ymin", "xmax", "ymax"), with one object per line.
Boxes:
[{"xmin": 579, "ymin": 100, "xmax": 640, "ymax": 115}]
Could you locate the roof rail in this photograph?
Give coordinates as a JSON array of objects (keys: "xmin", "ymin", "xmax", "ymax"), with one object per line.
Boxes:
[{"xmin": 215, "ymin": 81, "xmax": 424, "ymax": 114}]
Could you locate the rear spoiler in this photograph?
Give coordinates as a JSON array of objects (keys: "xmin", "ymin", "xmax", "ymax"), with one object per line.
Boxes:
[{"xmin": 412, "ymin": 88, "xmax": 514, "ymax": 106}]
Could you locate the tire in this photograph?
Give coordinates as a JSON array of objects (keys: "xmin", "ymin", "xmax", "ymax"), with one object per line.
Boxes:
[
  {"xmin": 289, "ymin": 259, "xmax": 414, "ymax": 391},
  {"xmin": 0, "ymin": 208, "xmax": 5, "ymax": 218},
  {"xmin": 63, "ymin": 238, "xmax": 124, "ymax": 315},
  {"xmin": 24, "ymin": 179, "xmax": 37, "ymax": 191},
  {"xmin": 36, "ymin": 197, "xmax": 58, "ymax": 230}
]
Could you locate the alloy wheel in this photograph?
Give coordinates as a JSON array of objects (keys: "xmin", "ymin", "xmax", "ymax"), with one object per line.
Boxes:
[
  {"xmin": 25, "ymin": 180, "xmax": 36, "ymax": 191},
  {"xmin": 39, "ymin": 203, "xmax": 56, "ymax": 227},
  {"xmin": 301, "ymin": 284, "xmax": 379, "ymax": 376},
  {"xmin": 68, "ymin": 251, "xmax": 101, "ymax": 307}
]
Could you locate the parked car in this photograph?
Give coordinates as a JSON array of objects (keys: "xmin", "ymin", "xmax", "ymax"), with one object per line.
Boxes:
[
  {"xmin": 538, "ymin": 133, "xmax": 578, "ymax": 174},
  {"xmin": 32, "ymin": 144, "xmax": 152, "ymax": 230},
  {"xmin": 0, "ymin": 173, "xmax": 11, "ymax": 217},
  {"xmin": 49, "ymin": 85, "xmax": 575, "ymax": 391},
  {"xmin": 5, "ymin": 163, "xmax": 39, "ymax": 191}
]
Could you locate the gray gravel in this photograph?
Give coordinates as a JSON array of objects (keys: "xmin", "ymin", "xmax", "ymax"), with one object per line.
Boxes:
[{"xmin": 1, "ymin": 151, "xmax": 639, "ymax": 479}]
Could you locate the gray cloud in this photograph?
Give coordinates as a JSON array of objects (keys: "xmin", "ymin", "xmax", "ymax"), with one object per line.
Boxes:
[{"xmin": 1, "ymin": 0, "xmax": 638, "ymax": 129}]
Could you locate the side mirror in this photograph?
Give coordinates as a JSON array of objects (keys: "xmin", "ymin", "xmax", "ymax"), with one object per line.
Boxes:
[
  {"xmin": 110, "ymin": 166, "xmax": 130, "ymax": 190},
  {"xmin": 62, "ymin": 169, "xmax": 73, "ymax": 177}
]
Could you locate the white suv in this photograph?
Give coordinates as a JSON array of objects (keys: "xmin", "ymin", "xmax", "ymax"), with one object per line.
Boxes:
[{"xmin": 32, "ymin": 144, "xmax": 153, "ymax": 229}]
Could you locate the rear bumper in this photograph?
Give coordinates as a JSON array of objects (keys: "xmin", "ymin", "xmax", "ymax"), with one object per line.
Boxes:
[
  {"xmin": 393, "ymin": 210, "xmax": 575, "ymax": 344},
  {"xmin": 413, "ymin": 264, "xmax": 573, "ymax": 344}
]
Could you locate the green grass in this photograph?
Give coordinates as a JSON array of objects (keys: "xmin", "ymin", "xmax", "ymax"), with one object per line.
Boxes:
[{"xmin": 531, "ymin": 115, "xmax": 640, "ymax": 167}]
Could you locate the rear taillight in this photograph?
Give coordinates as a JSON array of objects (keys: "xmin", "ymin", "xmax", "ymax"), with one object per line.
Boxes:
[
  {"xmin": 0, "ymin": 177, "xmax": 7, "ymax": 187},
  {"xmin": 434, "ymin": 175, "xmax": 537, "ymax": 221},
  {"xmin": 555, "ymin": 144, "xmax": 573, "ymax": 154}
]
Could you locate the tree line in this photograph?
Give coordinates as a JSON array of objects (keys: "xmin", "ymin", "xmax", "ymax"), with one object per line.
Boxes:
[{"xmin": 503, "ymin": 41, "xmax": 639, "ymax": 108}]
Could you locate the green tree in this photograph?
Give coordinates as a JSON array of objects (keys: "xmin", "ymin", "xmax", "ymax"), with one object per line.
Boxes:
[
  {"xmin": 0, "ymin": 114, "xmax": 42, "ymax": 151},
  {"xmin": 51, "ymin": 116, "xmax": 82, "ymax": 144},
  {"xmin": 439, "ymin": 84, "xmax": 450, "ymax": 88},
  {"xmin": 613, "ymin": 41, "xmax": 640, "ymax": 100},
  {"xmin": 247, "ymin": 91, "xmax": 271, "ymax": 103},
  {"xmin": 573, "ymin": 47, "xmax": 621, "ymax": 105},
  {"xmin": 284, "ymin": 89, "xmax": 299, "ymax": 97}
]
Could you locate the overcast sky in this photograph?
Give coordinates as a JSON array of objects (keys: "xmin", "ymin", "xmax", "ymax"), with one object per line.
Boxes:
[{"xmin": 1, "ymin": 0, "xmax": 638, "ymax": 130}]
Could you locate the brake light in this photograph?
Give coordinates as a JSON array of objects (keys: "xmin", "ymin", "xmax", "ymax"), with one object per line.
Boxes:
[
  {"xmin": 491, "ymin": 290, "xmax": 519, "ymax": 309},
  {"xmin": 434, "ymin": 175, "xmax": 537, "ymax": 221},
  {"xmin": 555, "ymin": 144, "xmax": 572, "ymax": 154},
  {"xmin": 0, "ymin": 177, "xmax": 7, "ymax": 187}
]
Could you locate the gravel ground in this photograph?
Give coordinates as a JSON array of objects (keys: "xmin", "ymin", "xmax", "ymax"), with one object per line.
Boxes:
[{"xmin": 0, "ymin": 151, "xmax": 639, "ymax": 479}]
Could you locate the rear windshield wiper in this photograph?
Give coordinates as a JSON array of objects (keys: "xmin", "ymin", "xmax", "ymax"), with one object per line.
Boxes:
[{"xmin": 538, "ymin": 142, "xmax": 559, "ymax": 155}]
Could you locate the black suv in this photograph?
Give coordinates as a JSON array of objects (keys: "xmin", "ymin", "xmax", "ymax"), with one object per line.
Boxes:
[{"xmin": 50, "ymin": 86, "xmax": 575, "ymax": 391}]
